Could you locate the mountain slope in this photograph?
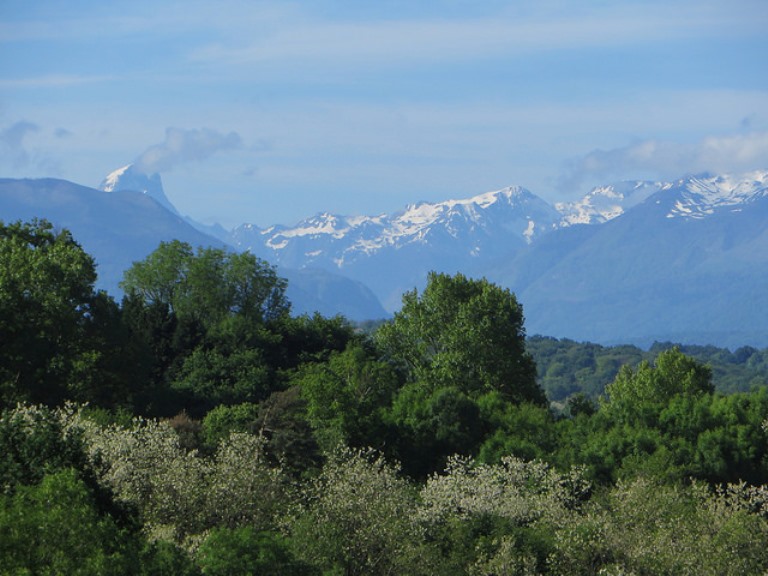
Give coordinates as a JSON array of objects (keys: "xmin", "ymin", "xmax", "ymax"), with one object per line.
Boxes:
[
  {"xmin": 0, "ymin": 177, "xmax": 388, "ymax": 320},
  {"xmin": 226, "ymin": 170, "xmax": 768, "ymax": 346},
  {"xmin": 488, "ymin": 172, "xmax": 768, "ymax": 347},
  {"xmin": 0, "ymin": 177, "xmax": 224, "ymax": 295},
  {"xmin": 231, "ymin": 186, "xmax": 561, "ymax": 309}
]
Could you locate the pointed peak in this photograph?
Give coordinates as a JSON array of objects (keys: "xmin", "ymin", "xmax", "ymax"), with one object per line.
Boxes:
[
  {"xmin": 98, "ymin": 164, "xmax": 177, "ymax": 215},
  {"xmin": 99, "ymin": 163, "xmax": 163, "ymax": 194}
]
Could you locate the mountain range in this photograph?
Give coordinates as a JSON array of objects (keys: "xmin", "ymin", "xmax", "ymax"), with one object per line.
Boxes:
[
  {"xmin": 0, "ymin": 174, "xmax": 387, "ymax": 320},
  {"xmin": 227, "ymin": 170, "xmax": 768, "ymax": 348},
  {"xmin": 1, "ymin": 166, "xmax": 766, "ymax": 348}
]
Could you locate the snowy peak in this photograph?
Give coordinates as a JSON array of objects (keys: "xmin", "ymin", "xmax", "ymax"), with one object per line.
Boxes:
[
  {"xmin": 232, "ymin": 185, "xmax": 560, "ymax": 264},
  {"xmin": 553, "ymin": 170, "xmax": 768, "ymax": 225},
  {"xmin": 99, "ymin": 164, "xmax": 179, "ymax": 216},
  {"xmin": 556, "ymin": 180, "xmax": 670, "ymax": 226},
  {"xmin": 665, "ymin": 171, "xmax": 768, "ymax": 219}
]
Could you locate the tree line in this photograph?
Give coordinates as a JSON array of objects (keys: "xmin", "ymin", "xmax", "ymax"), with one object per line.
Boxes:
[{"xmin": 2, "ymin": 219, "xmax": 768, "ymax": 575}]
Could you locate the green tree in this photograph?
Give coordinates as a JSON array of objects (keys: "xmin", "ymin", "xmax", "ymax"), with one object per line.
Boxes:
[
  {"xmin": 294, "ymin": 343, "xmax": 400, "ymax": 452},
  {"xmin": 377, "ymin": 272, "xmax": 542, "ymax": 405},
  {"xmin": 0, "ymin": 467, "xmax": 198, "ymax": 575},
  {"xmin": 602, "ymin": 347, "xmax": 713, "ymax": 421},
  {"xmin": 122, "ymin": 242, "xmax": 291, "ymax": 415},
  {"xmin": 386, "ymin": 383, "xmax": 484, "ymax": 478},
  {"xmin": 197, "ymin": 527, "xmax": 317, "ymax": 576},
  {"xmin": 0, "ymin": 220, "xmax": 114, "ymax": 407},
  {"xmin": 121, "ymin": 241, "xmax": 288, "ymax": 333}
]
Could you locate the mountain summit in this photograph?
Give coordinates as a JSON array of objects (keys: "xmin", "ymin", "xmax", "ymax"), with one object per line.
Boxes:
[
  {"xmin": 231, "ymin": 185, "xmax": 561, "ymax": 309},
  {"xmin": 99, "ymin": 164, "xmax": 179, "ymax": 216},
  {"xmin": 223, "ymin": 170, "xmax": 768, "ymax": 346}
]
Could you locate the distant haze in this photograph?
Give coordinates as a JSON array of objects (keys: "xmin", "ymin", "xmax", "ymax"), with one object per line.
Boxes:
[{"xmin": 1, "ymin": 0, "xmax": 767, "ymax": 228}]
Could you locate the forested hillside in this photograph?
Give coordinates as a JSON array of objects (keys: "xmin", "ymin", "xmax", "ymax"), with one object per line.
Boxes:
[
  {"xmin": 529, "ymin": 336, "xmax": 768, "ymax": 403},
  {"xmin": 2, "ymin": 219, "xmax": 768, "ymax": 575}
]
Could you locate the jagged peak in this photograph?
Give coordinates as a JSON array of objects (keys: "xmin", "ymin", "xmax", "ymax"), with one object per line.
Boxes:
[
  {"xmin": 100, "ymin": 164, "xmax": 134, "ymax": 192},
  {"xmin": 98, "ymin": 163, "xmax": 178, "ymax": 215}
]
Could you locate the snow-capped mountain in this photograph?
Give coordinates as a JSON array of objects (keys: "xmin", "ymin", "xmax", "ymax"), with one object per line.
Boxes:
[
  {"xmin": 231, "ymin": 186, "xmax": 561, "ymax": 309},
  {"xmin": 222, "ymin": 170, "xmax": 768, "ymax": 345},
  {"xmin": 661, "ymin": 171, "xmax": 768, "ymax": 219},
  {"xmin": 487, "ymin": 170, "xmax": 768, "ymax": 348},
  {"xmin": 99, "ymin": 164, "xmax": 179, "ymax": 216},
  {"xmin": 4, "ymin": 167, "xmax": 766, "ymax": 344},
  {"xmin": 555, "ymin": 180, "xmax": 671, "ymax": 225},
  {"xmin": 235, "ymin": 185, "xmax": 559, "ymax": 262},
  {"xmin": 233, "ymin": 172, "xmax": 768, "ymax": 276},
  {"xmin": 554, "ymin": 171, "xmax": 768, "ymax": 225}
]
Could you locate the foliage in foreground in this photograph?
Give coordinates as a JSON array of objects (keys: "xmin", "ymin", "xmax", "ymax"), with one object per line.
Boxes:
[
  {"xmin": 3, "ymin": 220, "xmax": 768, "ymax": 574},
  {"xmin": 2, "ymin": 404, "xmax": 768, "ymax": 575}
]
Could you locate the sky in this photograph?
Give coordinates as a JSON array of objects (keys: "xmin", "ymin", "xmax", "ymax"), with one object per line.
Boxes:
[{"xmin": 1, "ymin": 0, "xmax": 767, "ymax": 229}]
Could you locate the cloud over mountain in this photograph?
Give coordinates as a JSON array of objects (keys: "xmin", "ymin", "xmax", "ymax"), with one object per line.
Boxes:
[
  {"xmin": 134, "ymin": 127, "xmax": 243, "ymax": 174},
  {"xmin": 0, "ymin": 120, "xmax": 39, "ymax": 168},
  {"xmin": 559, "ymin": 131, "xmax": 768, "ymax": 192}
]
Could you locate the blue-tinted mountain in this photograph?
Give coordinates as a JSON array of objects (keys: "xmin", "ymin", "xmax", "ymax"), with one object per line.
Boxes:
[
  {"xmin": 488, "ymin": 172, "xmax": 768, "ymax": 347},
  {"xmin": 227, "ymin": 171, "xmax": 768, "ymax": 347},
  {"xmin": 231, "ymin": 186, "xmax": 561, "ymax": 310},
  {"xmin": 0, "ymin": 176, "xmax": 387, "ymax": 320}
]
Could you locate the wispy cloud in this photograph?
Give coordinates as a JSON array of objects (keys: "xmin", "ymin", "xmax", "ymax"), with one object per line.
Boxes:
[
  {"xmin": 0, "ymin": 120, "xmax": 39, "ymax": 168},
  {"xmin": 558, "ymin": 131, "xmax": 768, "ymax": 191},
  {"xmin": 189, "ymin": 1, "xmax": 759, "ymax": 69},
  {"xmin": 134, "ymin": 127, "xmax": 243, "ymax": 174},
  {"xmin": 0, "ymin": 74, "xmax": 115, "ymax": 89}
]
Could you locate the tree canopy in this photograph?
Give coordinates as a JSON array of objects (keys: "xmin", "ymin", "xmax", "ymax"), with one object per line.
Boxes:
[
  {"xmin": 0, "ymin": 219, "xmax": 130, "ymax": 407},
  {"xmin": 121, "ymin": 240, "xmax": 289, "ymax": 330},
  {"xmin": 376, "ymin": 272, "xmax": 542, "ymax": 405}
]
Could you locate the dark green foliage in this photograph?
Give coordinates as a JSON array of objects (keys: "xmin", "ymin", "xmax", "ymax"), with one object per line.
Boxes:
[
  {"xmin": 555, "ymin": 352, "xmax": 768, "ymax": 485},
  {"xmin": 528, "ymin": 336, "xmax": 768, "ymax": 404},
  {"xmin": 121, "ymin": 240, "xmax": 289, "ymax": 329},
  {"xmin": 3, "ymin": 221, "xmax": 768, "ymax": 575},
  {"xmin": 374, "ymin": 272, "xmax": 546, "ymax": 477},
  {"xmin": 0, "ymin": 468, "xmax": 198, "ymax": 576},
  {"xmin": 476, "ymin": 395, "xmax": 559, "ymax": 464},
  {"xmin": 603, "ymin": 347, "xmax": 714, "ymax": 420},
  {"xmin": 295, "ymin": 342, "xmax": 399, "ymax": 452},
  {"xmin": 255, "ymin": 387, "xmax": 323, "ymax": 473},
  {"xmin": 197, "ymin": 527, "xmax": 317, "ymax": 576},
  {"xmin": 0, "ymin": 219, "xmax": 131, "ymax": 408},
  {"xmin": 201, "ymin": 402, "xmax": 260, "ymax": 448},
  {"xmin": 386, "ymin": 384, "xmax": 484, "ymax": 477},
  {"xmin": 120, "ymin": 240, "xmax": 300, "ymax": 417},
  {"xmin": 377, "ymin": 272, "xmax": 542, "ymax": 405}
]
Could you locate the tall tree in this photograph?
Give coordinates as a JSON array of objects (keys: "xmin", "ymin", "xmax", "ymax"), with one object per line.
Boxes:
[
  {"xmin": 602, "ymin": 347, "xmax": 714, "ymax": 418},
  {"xmin": 121, "ymin": 241, "xmax": 289, "ymax": 333},
  {"xmin": 0, "ymin": 220, "xmax": 110, "ymax": 406},
  {"xmin": 376, "ymin": 272, "xmax": 542, "ymax": 405}
]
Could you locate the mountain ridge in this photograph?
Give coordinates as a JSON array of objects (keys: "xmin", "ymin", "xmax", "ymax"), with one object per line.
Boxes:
[
  {"xmin": 0, "ymin": 176, "xmax": 388, "ymax": 321},
  {"xmin": 227, "ymin": 170, "xmax": 768, "ymax": 320},
  {"xmin": 3, "ymin": 167, "xmax": 766, "ymax": 346}
]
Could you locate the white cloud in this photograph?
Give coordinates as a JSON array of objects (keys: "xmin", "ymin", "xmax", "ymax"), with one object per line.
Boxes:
[
  {"xmin": 134, "ymin": 127, "xmax": 243, "ymax": 174},
  {"xmin": 558, "ymin": 131, "xmax": 768, "ymax": 192},
  {"xmin": 0, "ymin": 120, "xmax": 39, "ymax": 168}
]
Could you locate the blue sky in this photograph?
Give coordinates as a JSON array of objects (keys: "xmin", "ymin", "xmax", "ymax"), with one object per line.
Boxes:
[{"xmin": 1, "ymin": 0, "xmax": 767, "ymax": 228}]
